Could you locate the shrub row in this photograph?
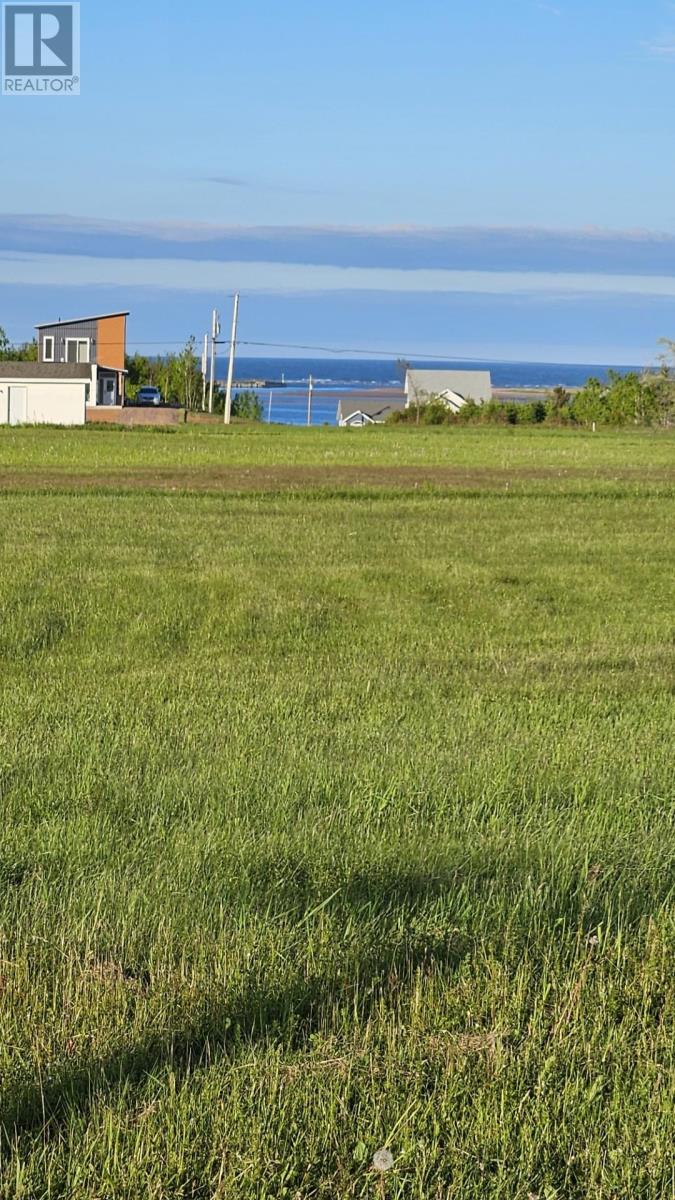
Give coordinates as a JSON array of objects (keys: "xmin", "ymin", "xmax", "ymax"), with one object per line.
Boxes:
[{"xmin": 392, "ymin": 372, "xmax": 675, "ymax": 427}]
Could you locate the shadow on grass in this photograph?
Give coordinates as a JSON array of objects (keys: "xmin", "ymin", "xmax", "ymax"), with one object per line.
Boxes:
[
  {"xmin": 3, "ymin": 848, "xmax": 670, "ymax": 1143},
  {"xmin": 239, "ymin": 845, "xmax": 674, "ymax": 936},
  {"xmin": 0, "ymin": 869, "xmax": 466, "ymax": 1142}
]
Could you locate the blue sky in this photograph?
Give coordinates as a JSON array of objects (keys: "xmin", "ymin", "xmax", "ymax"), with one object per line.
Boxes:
[{"xmin": 2, "ymin": 0, "xmax": 675, "ymax": 361}]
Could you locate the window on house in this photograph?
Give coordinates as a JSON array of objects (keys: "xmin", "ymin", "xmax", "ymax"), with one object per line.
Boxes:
[
  {"xmin": 43, "ymin": 336, "xmax": 54, "ymax": 361},
  {"xmin": 65, "ymin": 338, "xmax": 90, "ymax": 364}
]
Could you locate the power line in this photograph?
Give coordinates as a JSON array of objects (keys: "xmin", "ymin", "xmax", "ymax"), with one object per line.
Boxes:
[
  {"xmin": 7, "ymin": 329, "xmax": 607, "ymax": 368},
  {"xmin": 14, "ymin": 335, "xmax": 524, "ymax": 363},
  {"xmin": 128, "ymin": 337, "xmax": 542, "ymax": 368},
  {"xmin": 236, "ymin": 339, "xmax": 531, "ymax": 366},
  {"xmin": 2, "ymin": 336, "xmax": 541, "ymax": 367}
]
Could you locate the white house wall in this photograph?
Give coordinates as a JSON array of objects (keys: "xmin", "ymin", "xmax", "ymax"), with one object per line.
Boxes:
[{"xmin": 0, "ymin": 380, "xmax": 87, "ymax": 426}]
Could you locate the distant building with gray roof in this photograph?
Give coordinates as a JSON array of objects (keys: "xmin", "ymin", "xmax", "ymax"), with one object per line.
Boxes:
[{"xmin": 405, "ymin": 369, "xmax": 492, "ymax": 413}]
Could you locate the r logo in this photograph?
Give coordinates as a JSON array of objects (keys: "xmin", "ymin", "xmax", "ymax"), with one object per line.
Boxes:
[{"xmin": 3, "ymin": 3, "xmax": 79, "ymax": 92}]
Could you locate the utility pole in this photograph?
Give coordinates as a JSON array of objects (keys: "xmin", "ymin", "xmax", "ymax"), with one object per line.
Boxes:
[
  {"xmin": 201, "ymin": 333, "xmax": 208, "ymax": 411},
  {"xmin": 208, "ymin": 309, "xmax": 220, "ymax": 414},
  {"xmin": 268, "ymin": 390, "xmax": 273, "ymax": 424},
  {"xmin": 307, "ymin": 374, "xmax": 314, "ymax": 427},
  {"xmin": 224, "ymin": 292, "xmax": 240, "ymax": 426}
]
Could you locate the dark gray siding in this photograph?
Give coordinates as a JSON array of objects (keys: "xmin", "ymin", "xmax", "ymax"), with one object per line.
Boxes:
[{"xmin": 38, "ymin": 319, "xmax": 98, "ymax": 365}]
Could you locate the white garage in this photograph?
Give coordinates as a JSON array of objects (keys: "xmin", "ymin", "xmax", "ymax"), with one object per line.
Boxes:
[{"xmin": 0, "ymin": 363, "xmax": 90, "ymax": 426}]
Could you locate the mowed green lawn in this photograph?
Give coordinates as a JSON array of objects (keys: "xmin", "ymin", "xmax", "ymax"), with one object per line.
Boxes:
[
  {"xmin": 2, "ymin": 421, "xmax": 675, "ymax": 473},
  {"xmin": 0, "ymin": 426, "xmax": 673, "ymax": 1198}
]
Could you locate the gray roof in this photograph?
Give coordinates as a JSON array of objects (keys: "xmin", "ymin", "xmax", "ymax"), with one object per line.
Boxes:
[
  {"xmin": 35, "ymin": 311, "xmax": 129, "ymax": 329},
  {"xmin": 0, "ymin": 361, "xmax": 92, "ymax": 379},
  {"xmin": 337, "ymin": 397, "xmax": 406, "ymax": 421},
  {"xmin": 406, "ymin": 369, "xmax": 492, "ymax": 404}
]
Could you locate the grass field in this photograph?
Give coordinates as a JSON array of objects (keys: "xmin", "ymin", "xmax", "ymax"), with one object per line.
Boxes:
[{"xmin": 0, "ymin": 425, "xmax": 673, "ymax": 1198}]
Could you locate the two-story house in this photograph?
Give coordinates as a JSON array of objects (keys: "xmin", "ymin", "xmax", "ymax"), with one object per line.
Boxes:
[
  {"xmin": 35, "ymin": 311, "xmax": 129, "ymax": 406},
  {"xmin": 0, "ymin": 309, "xmax": 131, "ymax": 426}
]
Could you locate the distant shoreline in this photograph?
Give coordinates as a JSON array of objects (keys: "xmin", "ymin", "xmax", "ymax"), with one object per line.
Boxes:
[{"xmin": 217, "ymin": 359, "xmax": 628, "ymax": 424}]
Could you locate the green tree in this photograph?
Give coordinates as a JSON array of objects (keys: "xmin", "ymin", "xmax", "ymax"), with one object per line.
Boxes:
[
  {"xmin": 604, "ymin": 371, "xmax": 645, "ymax": 424},
  {"xmin": 232, "ymin": 390, "xmax": 263, "ymax": 421},
  {"xmin": 549, "ymin": 386, "xmax": 571, "ymax": 415},
  {"xmin": 157, "ymin": 354, "xmax": 175, "ymax": 403},
  {"xmin": 212, "ymin": 388, "xmax": 263, "ymax": 420},
  {"xmin": 125, "ymin": 352, "xmax": 151, "ymax": 387},
  {"xmin": 16, "ymin": 339, "xmax": 38, "ymax": 361},
  {"xmin": 126, "ymin": 344, "xmax": 206, "ymax": 408},
  {"xmin": 170, "ymin": 338, "xmax": 202, "ymax": 410},
  {"xmin": 420, "ymin": 398, "xmax": 451, "ymax": 425},
  {"xmin": 570, "ymin": 377, "xmax": 610, "ymax": 425},
  {"xmin": 0, "ymin": 328, "xmax": 38, "ymax": 361},
  {"xmin": 456, "ymin": 398, "xmax": 480, "ymax": 423},
  {"xmin": 572, "ymin": 371, "xmax": 664, "ymax": 427},
  {"xmin": 653, "ymin": 340, "xmax": 675, "ymax": 426}
]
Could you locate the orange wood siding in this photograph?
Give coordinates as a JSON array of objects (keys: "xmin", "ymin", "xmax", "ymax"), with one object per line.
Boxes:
[{"xmin": 96, "ymin": 315, "xmax": 126, "ymax": 370}]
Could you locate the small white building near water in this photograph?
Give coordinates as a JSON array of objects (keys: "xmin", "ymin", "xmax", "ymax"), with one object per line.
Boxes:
[
  {"xmin": 405, "ymin": 369, "xmax": 492, "ymax": 413},
  {"xmin": 0, "ymin": 362, "xmax": 91, "ymax": 426},
  {"xmin": 337, "ymin": 397, "xmax": 407, "ymax": 427}
]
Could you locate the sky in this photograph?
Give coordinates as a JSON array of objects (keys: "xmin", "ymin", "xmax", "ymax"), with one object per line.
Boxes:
[{"xmin": 2, "ymin": 0, "xmax": 675, "ymax": 362}]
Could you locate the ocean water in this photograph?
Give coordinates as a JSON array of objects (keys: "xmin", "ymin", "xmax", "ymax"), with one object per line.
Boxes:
[{"xmin": 215, "ymin": 356, "xmax": 640, "ymax": 426}]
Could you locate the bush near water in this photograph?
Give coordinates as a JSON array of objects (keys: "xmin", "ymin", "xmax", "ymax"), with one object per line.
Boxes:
[{"xmin": 393, "ymin": 370, "xmax": 675, "ymax": 427}]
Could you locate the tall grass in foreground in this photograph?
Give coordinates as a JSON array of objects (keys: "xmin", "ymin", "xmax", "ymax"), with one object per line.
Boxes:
[{"xmin": 0, "ymin": 466, "xmax": 673, "ymax": 1196}]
